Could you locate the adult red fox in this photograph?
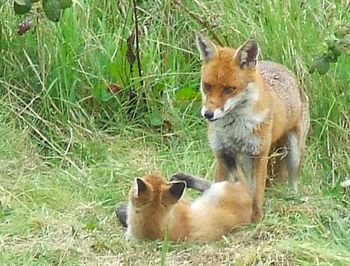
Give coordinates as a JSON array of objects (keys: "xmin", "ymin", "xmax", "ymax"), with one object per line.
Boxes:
[
  {"xmin": 196, "ymin": 33, "xmax": 310, "ymax": 221},
  {"xmin": 122, "ymin": 172, "xmax": 252, "ymax": 242}
]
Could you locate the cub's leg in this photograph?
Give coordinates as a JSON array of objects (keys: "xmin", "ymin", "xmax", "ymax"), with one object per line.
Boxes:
[{"xmin": 170, "ymin": 173, "xmax": 212, "ymax": 192}]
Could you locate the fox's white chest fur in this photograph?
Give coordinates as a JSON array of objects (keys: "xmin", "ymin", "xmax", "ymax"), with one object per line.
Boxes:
[{"xmin": 209, "ymin": 83, "xmax": 268, "ymax": 156}]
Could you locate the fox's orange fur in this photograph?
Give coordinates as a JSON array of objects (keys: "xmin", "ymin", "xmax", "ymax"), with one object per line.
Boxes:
[
  {"xmin": 125, "ymin": 173, "xmax": 252, "ymax": 242},
  {"xmin": 196, "ymin": 33, "xmax": 310, "ymax": 221}
]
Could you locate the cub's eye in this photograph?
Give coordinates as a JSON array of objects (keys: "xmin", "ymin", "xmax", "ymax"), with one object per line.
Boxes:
[
  {"xmin": 223, "ymin": 87, "xmax": 236, "ymax": 94},
  {"xmin": 203, "ymin": 83, "xmax": 212, "ymax": 92}
]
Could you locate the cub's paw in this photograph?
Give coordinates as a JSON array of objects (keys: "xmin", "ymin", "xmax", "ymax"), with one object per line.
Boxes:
[
  {"xmin": 170, "ymin": 173, "xmax": 212, "ymax": 192},
  {"xmin": 115, "ymin": 203, "xmax": 128, "ymax": 228},
  {"xmin": 170, "ymin": 173, "xmax": 195, "ymax": 186}
]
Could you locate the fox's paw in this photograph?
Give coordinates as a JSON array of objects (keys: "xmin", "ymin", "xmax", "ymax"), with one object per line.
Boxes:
[{"xmin": 252, "ymin": 204, "xmax": 264, "ymax": 223}]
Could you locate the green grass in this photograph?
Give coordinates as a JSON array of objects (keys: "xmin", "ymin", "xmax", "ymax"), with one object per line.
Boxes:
[{"xmin": 1, "ymin": 0, "xmax": 349, "ymax": 265}]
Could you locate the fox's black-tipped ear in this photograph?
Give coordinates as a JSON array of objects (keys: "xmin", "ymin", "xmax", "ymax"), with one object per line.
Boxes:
[
  {"xmin": 169, "ymin": 181, "xmax": 186, "ymax": 201},
  {"xmin": 135, "ymin": 177, "xmax": 147, "ymax": 197},
  {"xmin": 234, "ymin": 40, "xmax": 259, "ymax": 69},
  {"xmin": 196, "ymin": 32, "xmax": 218, "ymax": 62}
]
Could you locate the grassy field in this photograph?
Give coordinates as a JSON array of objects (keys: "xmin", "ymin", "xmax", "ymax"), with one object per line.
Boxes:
[{"xmin": 1, "ymin": 0, "xmax": 349, "ymax": 265}]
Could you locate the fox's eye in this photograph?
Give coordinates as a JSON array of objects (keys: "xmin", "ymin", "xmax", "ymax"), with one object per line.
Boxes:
[
  {"xmin": 203, "ymin": 83, "xmax": 212, "ymax": 92},
  {"xmin": 223, "ymin": 87, "xmax": 236, "ymax": 94}
]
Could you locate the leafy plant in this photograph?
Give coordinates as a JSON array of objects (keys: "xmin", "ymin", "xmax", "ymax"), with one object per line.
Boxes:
[
  {"xmin": 13, "ymin": 0, "xmax": 72, "ymax": 22},
  {"xmin": 310, "ymin": 22, "xmax": 350, "ymax": 75},
  {"xmin": 14, "ymin": 0, "xmax": 32, "ymax": 15}
]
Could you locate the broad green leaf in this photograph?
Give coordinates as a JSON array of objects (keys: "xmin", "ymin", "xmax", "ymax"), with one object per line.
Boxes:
[
  {"xmin": 43, "ymin": 0, "xmax": 61, "ymax": 22},
  {"xmin": 60, "ymin": 0, "xmax": 72, "ymax": 9},
  {"xmin": 14, "ymin": 0, "xmax": 31, "ymax": 15},
  {"xmin": 316, "ymin": 58, "xmax": 330, "ymax": 75},
  {"xmin": 150, "ymin": 116, "xmax": 163, "ymax": 127},
  {"xmin": 148, "ymin": 110, "xmax": 163, "ymax": 126},
  {"xmin": 14, "ymin": 0, "xmax": 27, "ymax": 5},
  {"xmin": 93, "ymin": 83, "xmax": 113, "ymax": 102},
  {"xmin": 310, "ymin": 56, "xmax": 330, "ymax": 75}
]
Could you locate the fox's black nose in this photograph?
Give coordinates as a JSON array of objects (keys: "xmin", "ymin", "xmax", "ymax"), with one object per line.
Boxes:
[{"xmin": 204, "ymin": 111, "xmax": 214, "ymax": 120}]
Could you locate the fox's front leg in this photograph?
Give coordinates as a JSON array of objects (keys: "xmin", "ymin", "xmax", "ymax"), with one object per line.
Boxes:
[
  {"xmin": 250, "ymin": 153, "xmax": 269, "ymax": 222},
  {"xmin": 215, "ymin": 148, "xmax": 239, "ymax": 182}
]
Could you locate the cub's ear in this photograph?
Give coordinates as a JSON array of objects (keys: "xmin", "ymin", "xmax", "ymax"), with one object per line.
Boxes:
[
  {"xmin": 134, "ymin": 177, "xmax": 148, "ymax": 197},
  {"xmin": 169, "ymin": 181, "xmax": 186, "ymax": 201},
  {"xmin": 162, "ymin": 181, "xmax": 186, "ymax": 206},
  {"xmin": 234, "ymin": 40, "xmax": 259, "ymax": 69},
  {"xmin": 196, "ymin": 32, "xmax": 218, "ymax": 62}
]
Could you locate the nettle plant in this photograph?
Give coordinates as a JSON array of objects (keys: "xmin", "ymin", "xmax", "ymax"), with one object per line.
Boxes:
[
  {"xmin": 14, "ymin": 0, "xmax": 72, "ymax": 34},
  {"xmin": 310, "ymin": 22, "xmax": 350, "ymax": 75}
]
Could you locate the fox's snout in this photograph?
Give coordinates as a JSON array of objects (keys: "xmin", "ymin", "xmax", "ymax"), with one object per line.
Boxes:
[
  {"xmin": 203, "ymin": 110, "xmax": 214, "ymax": 120},
  {"xmin": 201, "ymin": 105, "xmax": 225, "ymax": 121}
]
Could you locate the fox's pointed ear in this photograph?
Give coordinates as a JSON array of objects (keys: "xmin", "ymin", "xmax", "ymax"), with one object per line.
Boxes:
[
  {"xmin": 168, "ymin": 181, "xmax": 186, "ymax": 201},
  {"xmin": 234, "ymin": 40, "xmax": 259, "ymax": 69},
  {"xmin": 196, "ymin": 32, "xmax": 218, "ymax": 62},
  {"xmin": 135, "ymin": 177, "xmax": 148, "ymax": 197}
]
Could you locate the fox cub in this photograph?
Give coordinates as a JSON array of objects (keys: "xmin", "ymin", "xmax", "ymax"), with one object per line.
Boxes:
[
  {"xmin": 196, "ymin": 33, "xmax": 310, "ymax": 221},
  {"xmin": 121, "ymin": 173, "xmax": 252, "ymax": 242}
]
